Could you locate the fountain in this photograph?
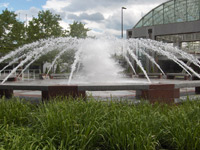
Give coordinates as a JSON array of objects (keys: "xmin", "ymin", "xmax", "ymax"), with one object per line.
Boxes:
[{"xmin": 0, "ymin": 36, "xmax": 200, "ymax": 103}]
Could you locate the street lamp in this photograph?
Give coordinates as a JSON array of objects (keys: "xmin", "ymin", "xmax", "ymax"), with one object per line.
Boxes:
[{"xmin": 121, "ymin": 7, "xmax": 127, "ymax": 38}]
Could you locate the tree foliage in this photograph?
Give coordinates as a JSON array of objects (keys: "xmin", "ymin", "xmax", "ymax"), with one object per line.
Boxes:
[
  {"xmin": 0, "ymin": 9, "xmax": 91, "ymax": 56},
  {"xmin": 0, "ymin": 9, "xmax": 25, "ymax": 54},
  {"xmin": 69, "ymin": 21, "xmax": 90, "ymax": 38},
  {"xmin": 24, "ymin": 10, "xmax": 69, "ymax": 71},
  {"xmin": 27, "ymin": 10, "xmax": 67, "ymax": 43},
  {"xmin": 0, "ymin": 9, "xmax": 91, "ymax": 73}
]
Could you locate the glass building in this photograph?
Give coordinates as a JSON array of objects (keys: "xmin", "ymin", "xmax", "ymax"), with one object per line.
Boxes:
[{"xmin": 127, "ymin": 0, "xmax": 200, "ymax": 53}]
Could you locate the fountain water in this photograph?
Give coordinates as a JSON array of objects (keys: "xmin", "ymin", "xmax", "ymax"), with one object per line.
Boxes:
[{"xmin": 0, "ymin": 36, "xmax": 200, "ymax": 85}]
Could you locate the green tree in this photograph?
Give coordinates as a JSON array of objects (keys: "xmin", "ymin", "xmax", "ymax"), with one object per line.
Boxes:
[
  {"xmin": 0, "ymin": 9, "xmax": 26, "ymax": 55},
  {"xmin": 34, "ymin": 49, "xmax": 60, "ymax": 73},
  {"xmin": 27, "ymin": 10, "xmax": 67, "ymax": 43},
  {"xmin": 55, "ymin": 63, "xmax": 61, "ymax": 73},
  {"xmin": 26, "ymin": 10, "xmax": 68, "ymax": 72},
  {"xmin": 69, "ymin": 21, "xmax": 90, "ymax": 38}
]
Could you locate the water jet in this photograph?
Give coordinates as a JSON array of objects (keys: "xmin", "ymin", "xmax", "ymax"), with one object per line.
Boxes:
[{"xmin": 0, "ymin": 36, "xmax": 200, "ymax": 103}]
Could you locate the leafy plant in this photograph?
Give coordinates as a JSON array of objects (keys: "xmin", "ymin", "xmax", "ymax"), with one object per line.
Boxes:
[{"xmin": 0, "ymin": 98, "xmax": 200, "ymax": 149}]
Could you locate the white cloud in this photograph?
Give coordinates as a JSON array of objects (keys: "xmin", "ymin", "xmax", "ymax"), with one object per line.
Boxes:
[
  {"xmin": 59, "ymin": 20, "xmax": 69, "ymax": 30},
  {"xmin": 0, "ymin": 3, "xmax": 9, "ymax": 8},
  {"xmin": 16, "ymin": 7, "xmax": 40, "ymax": 22},
  {"xmin": 41, "ymin": 0, "xmax": 168, "ymax": 37},
  {"xmin": 43, "ymin": 0, "xmax": 70, "ymax": 12},
  {"xmin": 68, "ymin": 12, "xmax": 104, "ymax": 22}
]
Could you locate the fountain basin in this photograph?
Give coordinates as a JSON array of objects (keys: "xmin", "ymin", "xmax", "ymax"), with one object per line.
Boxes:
[{"xmin": 1, "ymin": 79, "xmax": 200, "ymax": 104}]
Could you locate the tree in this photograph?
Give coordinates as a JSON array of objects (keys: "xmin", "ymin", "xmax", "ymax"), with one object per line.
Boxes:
[
  {"xmin": 55, "ymin": 63, "xmax": 61, "ymax": 73},
  {"xmin": 69, "ymin": 21, "xmax": 90, "ymax": 38},
  {"xmin": 0, "ymin": 9, "xmax": 26, "ymax": 55},
  {"xmin": 27, "ymin": 10, "xmax": 67, "ymax": 43},
  {"xmin": 26, "ymin": 10, "xmax": 69, "ymax": 73}
]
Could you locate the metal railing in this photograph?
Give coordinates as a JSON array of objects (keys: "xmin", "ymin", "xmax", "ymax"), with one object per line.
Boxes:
[{"xmin": 0, "ymin": 69, "xmax": 41, "ymax": 81}]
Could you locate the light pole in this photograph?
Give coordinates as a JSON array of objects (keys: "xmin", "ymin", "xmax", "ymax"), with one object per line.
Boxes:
[{"xmin": 121, "ymin": 7, "xmax": 127, "ymax": 38}]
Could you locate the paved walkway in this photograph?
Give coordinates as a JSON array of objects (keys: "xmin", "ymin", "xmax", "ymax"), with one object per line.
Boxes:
[{"xmin": 13, "ymin": 90, "xmax": 137, "ymax": 102}]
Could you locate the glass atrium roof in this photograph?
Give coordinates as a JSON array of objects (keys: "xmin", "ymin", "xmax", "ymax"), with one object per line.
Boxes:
[{"xmin": 135, "ymin": 0, "xmax": 200, "ymax": 28}]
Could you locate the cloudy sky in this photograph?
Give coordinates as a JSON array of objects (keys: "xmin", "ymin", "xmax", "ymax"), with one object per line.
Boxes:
[{"xmin": 0, "ymin": 0, "xmax": 168, "ymax": 37}]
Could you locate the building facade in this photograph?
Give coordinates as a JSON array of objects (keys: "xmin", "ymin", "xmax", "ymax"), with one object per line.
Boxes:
[{"xmin": 127, "ymin": 0, "xmax": 200, "ymax": 72}]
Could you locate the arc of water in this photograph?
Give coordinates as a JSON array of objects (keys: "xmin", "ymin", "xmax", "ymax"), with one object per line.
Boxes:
[
  {"xmin": 147, "ymin": 39, "xmax": 200, "ymax": 68},
  {"xmin": 76, "ymin": 62, "xmax": 81, "ymax": 73},
  {"xmin": 18, "ymin": 54, "xmax": 42, "ymax": 78},
  {"xmin": 1, "ymin": 51, "xmax": 40, "ymax": 84},
  {"xmin": 0, "ymin": 43, "xmax": 37, "ymax": 64},
  {"xmin": 121, "ymin": 42, "xmax": 137, "ymax": 75},
  {"xmin": 68, "ymin": 46, "xmax": 83, "ymax": 84},
  {"xmin": 1, "ymin": 39, "xmax": 60, "ymax": 83},
  {"xmin": 1, "ymin": 47, "xmax": 46, "ymax": 81},
  {"xmin": 129, "ymin": 42, "xmax": 165, "ymax": 76},
  {"xmin": 1, "ymin": 37, "xmax": 78, "ymax": 84},
  {"xmin": 169, "ymin": 53, "xmax": 200, "ymax": 78},
  {"xmin": 124, "ymin": 55, "xmax": 137, "ymax": 75},
  {"xmin": 126, "ymin": 47, "xmax": 151, "ymax": 83},
  {"xmin": 0, "ymin": 38, "xmax": 51, "ymax": 64},
  {"xmin": 46, "ymin": 45, "xmax": 78, "ymax": 75},
  {"xmin": 138, "ymin": 40, "xmax": 192, "ymax": 75},
  {"xmin": 168, "ymin": 55, "xmax": 192, "ymax": 76},
  {"xmin": 171, "ymin": 46, "xmax": 200, "ymax": 68},
  {"xmin": 140, "ymin": 49, "xmax": 165, "ymax": 75},
  {"xmin": 0, "ymin": 37, "xmax": 72, "ymax": 65},
  {"xmin": 146, "ymin": 40, "xmax": 194, "ymax": 76},
  {"xmin": 19, "ymin": 40, "xmax": 74, "ymax": 77},
  {"xmin": 164, "ymin": 52, "xmax": 192, "ymax": 75},
  {"xmin": 148, "ymin": 41, "xmax": 192, "ymax": 76},
  {"xmin": 18, "ymin": 44, "xmax": 58, "ymax": 76},
  {"xmin": 159, "ymin": 48, "xmax": 200, "ymax": 78},
  {"xmin": 0, "ymin": 38, "xmax": 60, "ymax": 75},
  {"xmin": 47, "ymin": 49, "xmax": 68, "ymax": 75},
  {"xmin": 0, "ymin": 53, "xmax": 27, "ymax": 74},
  {"xmin": 137, "ymin": 39, "xmax": 198, "ymax": 77}
]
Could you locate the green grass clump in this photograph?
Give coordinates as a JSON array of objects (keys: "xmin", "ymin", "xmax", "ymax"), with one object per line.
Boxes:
[
  {"xmin": 0, "ymin": 98, "xmax": 33, "ymax": 126},
  {"xmin": 0, "ymin": 97, "xmax": 200, "ymax": 150}
]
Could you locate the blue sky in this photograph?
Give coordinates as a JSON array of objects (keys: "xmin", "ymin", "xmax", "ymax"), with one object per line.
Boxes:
[
  {"xmin": 0, "ymin": 0, "xmax": 46, "ymax": 11},
  {"xmin": 0, "ymin": 0, "xmax": 167, "ymax": 37}
]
